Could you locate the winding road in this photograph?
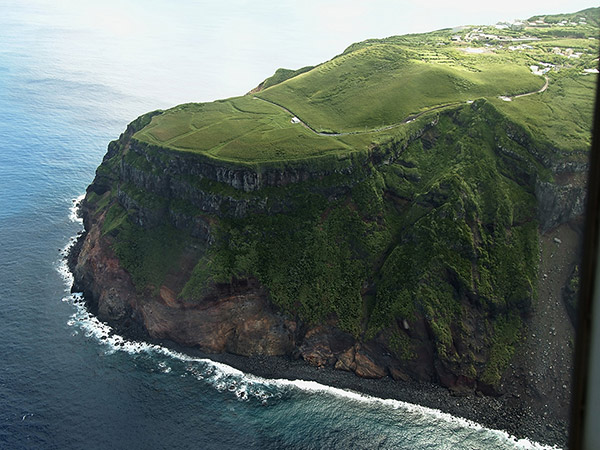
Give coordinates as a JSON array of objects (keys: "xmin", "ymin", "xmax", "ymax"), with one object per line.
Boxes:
[
  {"xmin": 513, "ymin": 75, "xmax": 549, "ymax": 98},
  {"xmin": 254, "ymin": 75, "xmax": 549, "ymax": 137}
]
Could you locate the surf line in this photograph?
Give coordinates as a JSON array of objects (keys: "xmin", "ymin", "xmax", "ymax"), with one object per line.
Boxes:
[{"xmin": 58, "ymin": 195, "xmax": 560, "ymax": 450}]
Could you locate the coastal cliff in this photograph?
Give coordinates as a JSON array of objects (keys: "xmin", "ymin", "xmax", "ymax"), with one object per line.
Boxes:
[
  {"xmin": 70, "ymin": 98, "xmax": 587, "ymax": 394},
  {"xmin": 68, "ymin": 9, "xmax": 598, "ymax": 446}
]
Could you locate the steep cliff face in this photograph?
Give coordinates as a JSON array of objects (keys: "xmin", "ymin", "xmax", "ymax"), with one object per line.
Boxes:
[
  {"xmin": 71, "ymin": 99, "xmax": 588, "ymax": 396},
  {"xmin": 535, "ymin": 175, "xmax": 587, "ymax": 232},
  {"xmin": 72, "ymin": 206, "xmax": 297, "ymax": 357}
]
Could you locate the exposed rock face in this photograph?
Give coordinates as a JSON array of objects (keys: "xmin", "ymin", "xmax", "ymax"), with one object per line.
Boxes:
[
  {"xmin": 103, "ymin": 131, "xmax": 364, "ymax": 244},
  {"xmin": 126, "ymin": 138, "xmax": 357, "ymax": 193},
  {"xmin": 139, "ymin": 283, "xmax": 296, "ymax": 356},
  {"xmin": 72, "ymin": 211, "xmax": 297, "ymax": 357},
  {"xmin": 72, "ymin": 210, "xmax": 136, "ymax": 322},
  {"xmin": 334, "ymin": 345, "xmax": 388, "ymax": 379},
  {"xmin": 535, "ymin": 177, "xmax": 587, "ymax": 232}
]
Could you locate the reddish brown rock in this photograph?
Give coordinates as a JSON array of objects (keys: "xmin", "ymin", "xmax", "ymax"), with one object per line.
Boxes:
[
  {"xmin": 334, "ymin": 347, "xmax": 356, "ymax": 372},
  {"xmin": 72, "ymin": 210, "xmax": 297, "ymax": 358},
  {"xmin": 72, "ymin": 210, "xmax": 136, "ymax": 322},
  {"xmin": 354, "ymin": 348, "xmax": 387, "ymax": 379},
  {"xmin": 139, "ymin": 288, "xmax": 296, "ymax": 356},
  {"xmin": 300, "ymin": 326, "xmax": 336, "ymax": 367}
]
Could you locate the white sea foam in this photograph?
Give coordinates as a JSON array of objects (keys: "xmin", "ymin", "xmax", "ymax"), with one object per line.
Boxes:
[
  {"xmin": 57, "ymin": 194, "xmax": 86, "ymax": 290},
  {"xmin": 69, "ymin": 193, "xmax": 85, "ymax": 224},
  {"xmin": 60, "ymin": 287, "xmax": 561, "ymax": 449},
  {"xmin": 59, "ymin": 292, "xmax": 280, "ymax": 405},
  {"xmin": 56, "ymin": 195, "xmax": 561, "ymax": 450},
  {"xmin": 250, "ymin": 378, "xmax": 560, "ymax": 450}
]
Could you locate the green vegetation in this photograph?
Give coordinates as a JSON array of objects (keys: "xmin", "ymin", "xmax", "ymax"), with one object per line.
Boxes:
[
  {"xmin": 529, "ymin": 7, "xmax": 600, "ymax": 27},
  {"xmin": 134, "ymin": 96, "xmax": 370, "ymax": 162},
  {"xmin": 491, "ymin": 75, "xmax": 596, "ymax": 154},
  {"xmin": 258, "ymin": 52, "xmax": 542, "ymax": 133},
  {"xmin": 88, "ymin": 8, "xmax": 598, "ymax": 388},
  {"xmin": 253, "ymin": 66, "xmax": 315, "ymax": 91},
  {"xmin": 109, "ymin": 216, "xmax": 188, "ymax": 292},
  {"xmin": 133, "ymin": 9, "xmax": 596, "ymax": 164},
  {"xmin": 173, "ymin": 102, "xmax": 540, "ymax": 378},
  {"xmin": 183, "ymin": 182, "xmax": 391, "ymax": 336},
  {"xmin": 482, "ymin": 313, "xmax": 522, "ymax": 385}
]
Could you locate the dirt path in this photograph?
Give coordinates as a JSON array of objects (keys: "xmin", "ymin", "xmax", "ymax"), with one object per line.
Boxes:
[{"xmin": 253, "ymin": 96, "xmax": 462, "ymax": 137}]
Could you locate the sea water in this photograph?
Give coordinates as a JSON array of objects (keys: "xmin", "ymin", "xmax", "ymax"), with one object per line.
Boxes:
[{"xmin": 0, "ymin": 1, "xmax": 563, "ymax": 448}]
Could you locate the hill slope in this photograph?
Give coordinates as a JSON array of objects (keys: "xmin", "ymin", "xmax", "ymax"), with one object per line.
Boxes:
[{"xmin": 134, "ymin": 10, "xmax": 597, "ymax": 161}]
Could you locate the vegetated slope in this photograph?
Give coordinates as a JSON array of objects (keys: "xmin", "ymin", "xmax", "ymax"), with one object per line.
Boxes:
[
  {"xmin": 528, "ymin": 6, "xmax": 600, "ymax": 27},
  {"xmin": 249, "ymin": 66, "xmax": 314, "ymax": 93},
  {"xmin": 257, "ymin": 45, "xmax": 542, "ymax": 133},
  {"xmin": 133, "ymin": 9, "xmax": 597, "ymax": 162},
  {"xmin": 76, "ymin": 7, "xmax": 597, "ymax": 406}
]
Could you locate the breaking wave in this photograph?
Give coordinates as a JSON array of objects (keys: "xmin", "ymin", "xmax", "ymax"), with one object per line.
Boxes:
[{"xmin": 57, "ymin": 196, "xmax": 561, "ymax": 450}]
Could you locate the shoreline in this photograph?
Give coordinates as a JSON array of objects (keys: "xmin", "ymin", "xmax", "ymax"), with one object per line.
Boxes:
[
  {"xmin": 66, "ymin": 225, "xmax": 568, "ymax": 449},
  {"xmin": 168, "ymin": 344, "xmax": 567, "ymax": 449},
  {"xmin": 90, "ymin": 308, "xmax": 567, "ymax": 449}
]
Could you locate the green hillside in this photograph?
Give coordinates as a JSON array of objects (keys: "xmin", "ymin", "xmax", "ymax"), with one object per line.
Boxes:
[
  {"xmin": 257, "ymin": 46, "xmax": 542, "ymax": 132},
  {"xmin": 133, "ymin": 10, "xmax": 597, "ymax": 162},
  {"xmin": 134, "ymin": 96, "xmax": 364, "ymax": 163}
]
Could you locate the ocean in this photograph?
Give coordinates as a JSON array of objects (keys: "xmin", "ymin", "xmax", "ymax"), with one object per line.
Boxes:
[{"xmin": 0, "ymin": 1, "xmax": 565, "ymax": 448}]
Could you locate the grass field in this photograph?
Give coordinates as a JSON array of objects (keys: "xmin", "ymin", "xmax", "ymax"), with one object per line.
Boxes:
[
  {"xmin": 257, "ymin": 48, "xmax": 543, "ymax": 133},
  {"xmin": 135, "ymin": 96, "xmax": 363, "ymax": 162},
  {"xmin": 492, "ymin": 74, "xmax": 596, "ymax": 154},
  {"xmin": 133, "ymin": 8, "xmax": 598, "ymax": 164}
]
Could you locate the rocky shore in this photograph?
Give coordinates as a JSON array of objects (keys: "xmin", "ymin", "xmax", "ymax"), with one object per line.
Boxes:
[
  {"xmin": 68, "ymin": 191, "xmax": 584, "ymax": 450},
  {"xmin": 183, "ymin": 347, "xmax": 570, "ymax": 448},
  {"xmin": 76, "ymin": 309, "xmax": 570, "ymax": 449},
  {"xmin": 68, "ymin": 229, "xmax": 569, "ymax": 449}
]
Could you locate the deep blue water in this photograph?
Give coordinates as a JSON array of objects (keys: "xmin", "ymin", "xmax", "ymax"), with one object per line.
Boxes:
[{"xmin": 0, "ymin": 2, "xmax": 565, "ymax": 449}]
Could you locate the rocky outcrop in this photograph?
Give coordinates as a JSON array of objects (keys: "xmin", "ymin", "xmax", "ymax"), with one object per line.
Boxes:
[
  {"xmin": 71, "ymin": 210, "xmax": 137, "ymax": 322},
  {"xmin": 535, "ymin": 177, "xmax": 587, "ymax": 232},
  {"xmin": 71, "ymin": 209, "xmax": 297, "ymax": 356},
  {"xmin": 139, "ymin": 281, "xmax": 296, "ymax": 356},
  {"xmin": 127, "ymin": 138, "xmax": 358, "ymax": 193}
]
